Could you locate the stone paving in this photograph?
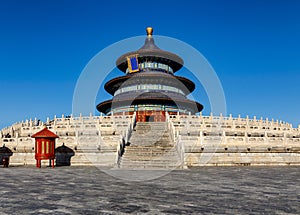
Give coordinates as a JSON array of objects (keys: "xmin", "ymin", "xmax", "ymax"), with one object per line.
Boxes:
[{"xmin": 0, "ymin": 166, "xmax": 299, "ymax": 214}]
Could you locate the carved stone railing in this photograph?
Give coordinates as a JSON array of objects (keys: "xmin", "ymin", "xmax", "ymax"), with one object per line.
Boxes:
[
  {"xmin": 165, "ymin": 112, "xmax": 176, "ymax": 143},
  {"xmin": 124, "ymin": 112, "xmax": 136, "ymax": 144},
  {"xmin": 166, "ymin": 112, "xmax": 186, "ymax": 168},
  {"xmin": 2, "ymin": 112, "xmax": 300, "ymax": 140},
  {"xmin": 174, "ymin": 135, "xmax": 186, "ymax": 168},
  {"xmin": 115, "ymin": 134, "xmax": 125, "ymax": 168},
  {"xmin": 115, "ymin": 112, "xmax": 136, "ymax": 167}
]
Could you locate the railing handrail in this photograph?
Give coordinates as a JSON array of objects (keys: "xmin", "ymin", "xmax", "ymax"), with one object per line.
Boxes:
[
  {"xmin": 174, "ymin": 135, "xmax": 185, "ymax": 168},
  {"xmin": 115, "ymin": 112, "xmax": 137, "ymax": 167},
  {"xmin": 166, "ymin": 112, "xmax": 185, "ymax": 168},
  {"xmin": 165, "ymin": 112, "xmax": 176, "ymax": 143}
]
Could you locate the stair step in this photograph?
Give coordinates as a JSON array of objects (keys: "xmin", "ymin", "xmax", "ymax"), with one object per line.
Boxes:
[
  {"xmin": 124, "ymin": 146, "xmax": 175, "ymax": 150},
  {"xmin": 119, "ymin": 122, "xmax": 181, "ymax": 169},
  {"xmin": 123, "ymin": 152, "xmax": 177, "ymax": 156},
  {"xmin": 122, "ymin": 157, "xmax": 179, "ymax": 161},
  {"xmin": 124, "ymin": 150, "xmax": 177, "ymax": 154},
  {"xmin": 119, "ymin": 166, "xmax": 179, "ymax": 170},
  {"xmin": 124, "ymin": 152, "xmax": 176, "ymax": 156},
  {"xmin": 121, "ymin": 161, "xmax": 180, "ymax": 164},
  {"xmin": 120, "ymin": 162, "xmax": 181, "ymax": 169}
]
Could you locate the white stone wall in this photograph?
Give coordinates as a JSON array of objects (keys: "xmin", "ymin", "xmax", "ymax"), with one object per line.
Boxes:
[
  {"xmin": 1, "ymin": 114, "xmax": 133, "ymax": 166},
  {"xmin": 2, "ymin": 113, "xmax": 300, "ymax": 167},
  {"xmin": 169, "ymin": 113, "xmax": 300, "ymax": 166}
]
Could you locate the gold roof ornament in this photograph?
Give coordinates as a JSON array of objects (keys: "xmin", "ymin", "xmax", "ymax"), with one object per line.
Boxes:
[
  {"xmin": 115, "ymin": 27, "xmax": 184, "ymax": 73},
  {"xmin": 146, "ymin": 27, "xmax": 153, "ymax": 37}
]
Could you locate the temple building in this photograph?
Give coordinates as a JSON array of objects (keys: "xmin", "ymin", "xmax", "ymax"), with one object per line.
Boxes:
[
  {"xmin": 96, "ymin": 27, "xmax": 203, "ymax": 122},
  {"xmin": 1, "ymin": 27, "xmax": 300, "ymax": 168}
]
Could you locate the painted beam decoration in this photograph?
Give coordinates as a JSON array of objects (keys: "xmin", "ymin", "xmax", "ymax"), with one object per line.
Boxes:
[{"xmin": 127, "ymin": 54, "xmax": 139, "ymax": 73}]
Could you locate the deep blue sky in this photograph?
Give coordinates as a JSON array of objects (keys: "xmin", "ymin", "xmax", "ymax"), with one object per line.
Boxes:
[{"xmin": 0, "ymin": 0, "xmax": 300, "ymax": 129}]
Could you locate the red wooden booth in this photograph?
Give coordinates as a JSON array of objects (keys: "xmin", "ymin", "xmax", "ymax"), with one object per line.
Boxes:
[{"xmin": 31, "ymin": 126, "xmax": 58, "ymax": 168}]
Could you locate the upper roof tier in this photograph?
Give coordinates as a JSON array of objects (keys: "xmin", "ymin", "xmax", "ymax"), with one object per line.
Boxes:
[{"xmin": 116, "ymin": 27, "xmax": 184, "ymax": 73}]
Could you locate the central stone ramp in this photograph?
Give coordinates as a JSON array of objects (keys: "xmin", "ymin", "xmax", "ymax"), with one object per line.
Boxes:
[{"xmin": 120, "ymin": 122, "xmax": 181, "ymax": 169}]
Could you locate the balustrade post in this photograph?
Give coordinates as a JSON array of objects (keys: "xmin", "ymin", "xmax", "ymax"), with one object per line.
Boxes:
[
  {"xmin": 283, "ymin": 130, "xmax": 287, "ymax": 146},
  {"xmin": 264, "ymin": 131, "xmax": 267, "ymax": 144},
  {"xmin": 200, "ymin": 131, "xmax": 203, "ymax": 146}
]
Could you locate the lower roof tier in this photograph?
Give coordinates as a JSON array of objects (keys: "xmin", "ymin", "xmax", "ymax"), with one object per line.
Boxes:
[
  {"xmin": 112, "ymin": 91, "xmax": 188, "ymax": 101},
  {"xmin": 96, "ymin": 96, "xmax": 203, "ymax": 115}
]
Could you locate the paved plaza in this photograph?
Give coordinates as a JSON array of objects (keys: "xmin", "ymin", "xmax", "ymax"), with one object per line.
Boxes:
[{"xmin": 0, "ymin": 166, "xmax": 299, "ymax": 214}]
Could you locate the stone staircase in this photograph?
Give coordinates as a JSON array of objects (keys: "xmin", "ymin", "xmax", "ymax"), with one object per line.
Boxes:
[{"xmin": 119, "ymin": 122, "xmax": 181, "ymax": 169}]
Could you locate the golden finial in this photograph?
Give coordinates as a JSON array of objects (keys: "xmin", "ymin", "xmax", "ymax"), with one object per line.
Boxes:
[{"xmin": 146, "ymin": 27, "xmax": 153, "ymax": 37}]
